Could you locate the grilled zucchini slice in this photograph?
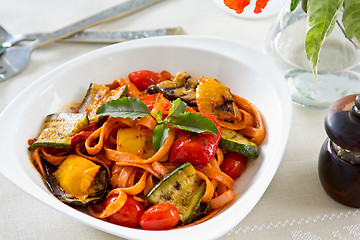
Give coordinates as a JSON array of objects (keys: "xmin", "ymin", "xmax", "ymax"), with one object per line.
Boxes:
[
  {"xmin": 220, "ymin": 128, "xmax": 258, "ymax": 158},
  {"xmin": 146, "ymin": 162, "xmax": 206, "ymax": 225},
  {"xmin": 78, "ymin": 83, "xmax": 127, "ymax": 122},
  {"xmin": 28, "ymin": 113, "xmax": 89, "ymax": 151}
]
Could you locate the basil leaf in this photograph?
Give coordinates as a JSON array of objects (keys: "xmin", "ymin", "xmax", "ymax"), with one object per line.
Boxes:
[
  {"xmin": 156, "ymin": 110, "xmax": 163, "ymax": 123},
  {"xmin": 168, "ymin": 112, "xmax": 218, "ymax": 135},
  {"xmin": 97, "ymin": 97, "xmax": 151, "ymax": 120},
  {"xmin": 290, "ymin": 0, "xmax": 300, "ymax": 11},
  {"xmin": 342, "ymin": 0, "xmax": 360, "ymax": 44},
  {"xmin": 168, "ymin": 98, "xmax": 187, "ymax": 117},
  {"xmin": 153, "ymin": 124, "xmax": 169, "ymax": 151},
  {"xmin": 305, "ymin": 0, "xmax": 343, "ymax": 78}
]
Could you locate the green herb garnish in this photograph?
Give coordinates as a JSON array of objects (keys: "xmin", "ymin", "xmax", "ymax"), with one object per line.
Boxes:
[
  {"xmin": 97, "ymin": 97, "xmax": 151, "ymax": 120},
  {"xmin": 97, "ymin": 97, "xmax": 218, "ymax": 150}
]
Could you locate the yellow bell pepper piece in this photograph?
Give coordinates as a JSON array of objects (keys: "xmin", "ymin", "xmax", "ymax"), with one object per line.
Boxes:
[
  {"xmin": 116, "ymin": 127, "xmax": 156, "ymax": 158},
  {"xmin": 53, "ymin": 155, "xmax": 100, "ymax": 200}
]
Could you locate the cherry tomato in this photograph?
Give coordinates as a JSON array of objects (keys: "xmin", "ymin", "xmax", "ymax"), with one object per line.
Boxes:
[
  {"xmin": 169, "ymin": 113, "xmax": 221, "ymax": 166},
  {"xmin": 220, "ymin": 152, "xmax": 247, "ymax": 179},
  {"xmin": 128, "ymin": 70, "xmax": 167, "ymax": 91},
  {"xmin": 139, "ymin": 203, "xmax": 180, "ymax": 230},
  {"xmin": 159, "ymin": 70, "xmax": 171, "ymax": 80},
  {"xmin": 103, "ymin": 195, "xmax": 144, "ymax": 228}
]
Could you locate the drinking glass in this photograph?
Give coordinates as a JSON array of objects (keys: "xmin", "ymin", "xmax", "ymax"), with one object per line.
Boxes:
[{"xmin": 265, "ymin": 1, "xmax": 360, "ymax": 108}]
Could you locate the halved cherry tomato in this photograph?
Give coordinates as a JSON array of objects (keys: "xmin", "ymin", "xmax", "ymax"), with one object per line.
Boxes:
[
  {"xmin": 220, "ymin": 152, "xmax": 247, "ymax": 179},
  {"xmin": 139, "ymin": 203, "xmax": 179, "ymax": 230},
  {"xmin": 138, "ymin": 94, "xmax": 158, "ymax": 111},
  {"xmin": 128, "ymin": 70, "xmax": 171, "ymax": 91},
  {"xmin": 169, "ymin": 113, "xmax": 221, "ymax": 166},
  {"xmin": 70, "ymin": 131, "xmax": 92, "ymax": 148},
  {"xmin": 70, "ymin": 122, "xmax": 97, "ymax": 148},
  {"xmin": 138, "ymin": 93, "xmax": 172, "ymax": 112},
  {"xmin": 103, "ymin": 195, "xmax": 144, "ymax": 228}
]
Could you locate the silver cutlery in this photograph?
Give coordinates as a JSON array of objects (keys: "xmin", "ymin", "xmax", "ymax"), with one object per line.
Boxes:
[
  {"xmin": 0, "ymin": 26, "xmax": 184, "ymax": 47},
  {"xmin": 0, "ymin": 0, "xmax": 164, "ymax": 81}
]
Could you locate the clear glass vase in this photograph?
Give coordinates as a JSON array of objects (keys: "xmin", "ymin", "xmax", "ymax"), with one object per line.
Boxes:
[{"xmin": 265, "ymin": 1, "xmax": 360, "ymax": 108}]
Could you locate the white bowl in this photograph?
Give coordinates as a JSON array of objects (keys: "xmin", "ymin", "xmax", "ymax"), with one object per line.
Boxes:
[{"xmin": 0, "ymin": 36, "xmax": 292, "ymax": 240}]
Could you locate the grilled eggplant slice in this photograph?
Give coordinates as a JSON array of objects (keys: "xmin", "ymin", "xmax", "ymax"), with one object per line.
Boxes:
[
  {"xmin": 146, "ymin": 162, "xmax": 206, "ymax": 225},
  {"xmin": 78, "ymin": 83, "xmax": 127, "ymax": 122},
  {"xmin": 146, "ymin": 71, "xmax": 198, "ymax": 106},
  {"xmin": 44, "ymin": 154, "xmax": 108, "ymax": 206},
  {"xmin": 28, "ymin": 113, "xmax": 89, "ymax": 151}
]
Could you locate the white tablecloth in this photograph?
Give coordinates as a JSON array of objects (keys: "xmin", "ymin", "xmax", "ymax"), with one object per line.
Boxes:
[{"xmin": 1, "ymin": 0, "xmax": 359, "ymax": 239}]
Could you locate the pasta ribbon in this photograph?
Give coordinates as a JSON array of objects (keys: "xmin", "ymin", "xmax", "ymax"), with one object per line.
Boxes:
[
  {"xmin": 200, "ymin": 166, "xmax": 234, "ymax": 189},
  {"xmin": 233, "ymin": 94, "xmax": 266, "ymax": 145},
  {"xmin": 85, "ymin": 117, "xmax": 134, "ymax": 155},
  {"xmin": 41, "ymin": 148, "xmax": 67, "ymax": 166},
  {"xmin": 196, "ymin": 170, "xmax": 215, "ymax": 202},
  {"xmin": 210, "ymin": 190, "xmax": 235, "ymax": 209},
  {"xmin": 151, "ymin": 161, "xmax": 170, "ymax": 178},
  {"xmin": 31, "ymin": 148, "xmax": 46, "ymax": 178},
  {"xmin": 113, "ymin": 78, "xmax": 142, "ymax": 98},
  {"xmin": 120, "ymin": 171, "xmax": 149, "ymax": 195},
  {"xmin": 88, "ymin": 189, "xmax": 127, "ymax": 218}
]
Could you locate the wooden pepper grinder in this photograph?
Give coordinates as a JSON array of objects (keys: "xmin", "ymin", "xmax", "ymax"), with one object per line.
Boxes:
[{"xmin": 318, "ymin": 94, "xmax": 360, "ymax": 207}]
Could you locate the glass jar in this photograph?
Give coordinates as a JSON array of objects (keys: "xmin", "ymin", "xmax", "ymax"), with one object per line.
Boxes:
[
  {"xmin": 318, "ymin": 94, "xmax": 360, "ymax": 207},
  {"xmin": 265, "ymin": 1, "xmax": 360, "ymax": 108}
]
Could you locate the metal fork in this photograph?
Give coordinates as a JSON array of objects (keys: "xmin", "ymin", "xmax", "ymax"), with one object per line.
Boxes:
[
  {"xmin": 0, "ymin": 0, "xmax": 164, "ymax": 81},
  {"xmin": 0, "ymin": 26, "xmax": 18, "ymax": 48}
]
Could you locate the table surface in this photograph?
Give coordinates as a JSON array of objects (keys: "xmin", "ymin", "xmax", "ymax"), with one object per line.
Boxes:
[{"xmin": 1, "ymin": 1, "xmax": 359, "ymax": 240}]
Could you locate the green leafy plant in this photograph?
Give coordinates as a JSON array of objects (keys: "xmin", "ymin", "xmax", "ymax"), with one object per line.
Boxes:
[
  {"xmin": 97, "ymin": 97, "xmax": 218, "ymax": 151},
  {"xmin": 291, "ymin": 0, "xmax": 360, "ymax": 78}
]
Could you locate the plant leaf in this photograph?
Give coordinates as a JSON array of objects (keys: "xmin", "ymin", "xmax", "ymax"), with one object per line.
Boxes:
[
  {"xmin": 305, "ymin": 0, "xmax": 343, "ymax": 78},
  {"xmin": 302, "ymin": 0, "xmax": 308, "ymax": 12},
  {"xmin": 152, "ymin": 124, "xmax": 169, "ymax": 151},
  {"xmin": 168, "ymin": 112, "xmax": 218, "ymax": 135},
  {"xmin": 168, "ymin": 98, "xmax": 187, "ymax": 117},
  {"xmin": 96, "ymin": 97, "xmax": 151, "ymax": 120},
  {"xmin": 290, "ymin": 0, "xmax": 300, "ymax": 11},
  {"xmin": 342, "ymin": 0, "xmax": 360, "ymax": 44}
]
